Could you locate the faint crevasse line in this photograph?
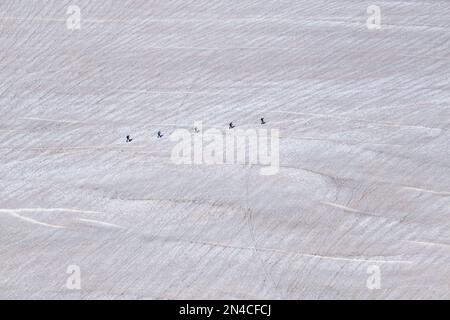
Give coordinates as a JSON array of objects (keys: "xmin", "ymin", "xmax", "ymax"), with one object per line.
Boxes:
[
  {"xmin": 76, "ymin": 218, "xmax": 123, "ymax": 229},
  {"xmin": 0, "ymin": 208, "xmax": 104, "ymax": 214},
  {"xmin": 320, "ymin": 201, "xmax": 388, "ymax": 219},
  {"xmin": 271, "ymin": 110, "xmax": 445, "ymax": 132},
  {"xmin": 20, "ymin": 117, "xmax": 83, "ymax": 125},
  {"xmin": 289, "ymin": 167, "xmax": 450, "ymax": 201},
  {"xmin": 402, "ymin": 186, "xmax": 450, "ymax": 196},
  {"xmin": 3, "ymin": 211, "xmax": 65, "ymax": 229},
  {"xmin": 118, "ymin": 89, "xmax": 232, "ymax": 96},
  {"xmin": 0, "ymin": 208, "xmax": 116, "ymax": 230},
  {"xmin": 165, "ymin": 236, "xmax": 413, "ymax": 265},
  {"xmin": 0, "ymin": 145, "xmax": 147, "ymax": 151},
  {"xmin": 1, "ymin": 15, "xmax": 449, "ymax": 30},
  {"xmin": 406, "ymin": 240, "xmax": 450, "ymax": 249}
]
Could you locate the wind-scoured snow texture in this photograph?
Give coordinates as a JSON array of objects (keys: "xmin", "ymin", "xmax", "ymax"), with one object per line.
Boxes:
[{"xmin": 0, "ymin": 0, "xmax": 449, "ymax": 299}]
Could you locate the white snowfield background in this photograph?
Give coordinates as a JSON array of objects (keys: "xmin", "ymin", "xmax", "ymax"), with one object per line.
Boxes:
[{"xmin": 1, "ymin": 0, "xmax": 449, "ymax": 299}]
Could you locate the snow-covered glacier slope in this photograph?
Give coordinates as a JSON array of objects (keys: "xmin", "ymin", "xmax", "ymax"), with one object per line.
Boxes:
[{"xmin": 0, "ymin": 0, "xmax": 449, "ymax": 299}]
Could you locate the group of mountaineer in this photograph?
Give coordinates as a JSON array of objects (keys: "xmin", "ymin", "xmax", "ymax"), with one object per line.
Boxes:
[{"xmin": 126, "ymin": 118, "xmax": 266, "ymax": 143}]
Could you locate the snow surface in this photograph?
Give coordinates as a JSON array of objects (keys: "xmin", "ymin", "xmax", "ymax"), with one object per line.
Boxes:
[{"xmin": 0, "ymin": 0, "xmax": 449, "ymax": 299}]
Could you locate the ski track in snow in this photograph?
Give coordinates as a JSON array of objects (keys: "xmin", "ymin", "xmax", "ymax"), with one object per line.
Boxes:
[{"xmin": 1, "ymin": 0, "xmax": 449, "ymax": 299}]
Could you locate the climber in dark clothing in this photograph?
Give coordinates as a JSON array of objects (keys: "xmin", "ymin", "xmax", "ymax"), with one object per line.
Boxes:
[
  {"xmin": 126, "ymin": 135, "xmax": 133, "ymax": 143},
  {"xmin": 157, "ymin": 131, "xmax": 163, "ymax": 138},
  {"xmin": 261, "ymin": 117, "xmax": 266, "ymax": 125},
  {"xmin": 229, "ymin": 122, "xmax": 235, "ymax": 129}
]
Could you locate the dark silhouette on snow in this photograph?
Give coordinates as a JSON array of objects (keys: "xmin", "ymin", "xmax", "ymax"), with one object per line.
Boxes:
[
  {"xmin": 126, "ymin": 135, "xmax": 133, "ymax": 143},
  {"xmin": 261, "ymin": 118, "xmax": 266, "ymax": 125},
  {"xmin": 229, "ymin": 122, "xmax": 235, "ymax": 129},
  {"xmin": 194, "ymin": 127, "xmax": 200, "ymax": 133},
  {"xmin": 157, "ymin": 131, "xmax": 163, "ymax": 138}
]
